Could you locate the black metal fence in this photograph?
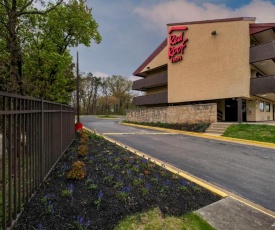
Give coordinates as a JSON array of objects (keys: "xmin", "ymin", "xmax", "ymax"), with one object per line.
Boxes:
[{"xmin": 0, "ymin": 92, "xmax": 75, "ymax": 229}]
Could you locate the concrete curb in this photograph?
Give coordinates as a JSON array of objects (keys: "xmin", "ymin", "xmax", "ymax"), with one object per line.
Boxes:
[{"xmin": 121, "ymin": 122, "xmax": 275, "ymax": 150}]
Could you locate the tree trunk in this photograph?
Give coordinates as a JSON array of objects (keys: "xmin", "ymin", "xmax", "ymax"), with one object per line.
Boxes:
[{"xmin": 7, "ymin": 8, "xmax": 20, "ymax": 93}]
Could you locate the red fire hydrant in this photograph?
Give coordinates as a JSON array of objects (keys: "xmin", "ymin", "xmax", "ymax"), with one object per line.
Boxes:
[{"xmin": 75, "ymin": 122, "xmax": 83, "ymax": 131}]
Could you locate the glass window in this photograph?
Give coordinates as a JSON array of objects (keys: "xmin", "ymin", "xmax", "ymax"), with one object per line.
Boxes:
[
  {"xmin": 266, "ymin": 102, "xmax": 270, "ymax": 112},
  {"xmin": 259, "ymin": 101, "xmax": 264, "ymax": 112}
]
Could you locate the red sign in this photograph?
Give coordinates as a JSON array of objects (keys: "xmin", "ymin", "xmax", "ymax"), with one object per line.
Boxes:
[{"xmin": 168, "ymin": 26, "xmax": 188, "ymax": 63}]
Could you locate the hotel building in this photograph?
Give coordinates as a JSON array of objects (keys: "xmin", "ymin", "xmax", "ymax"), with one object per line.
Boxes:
[{"xmin": 130, "ymin": 17, "xmax": 275, "ymax": 123}]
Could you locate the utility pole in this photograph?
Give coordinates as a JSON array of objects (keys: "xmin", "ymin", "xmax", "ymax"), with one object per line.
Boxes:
[
  {"xmin": 76, "ymin": 51, "xmax": 80, "ymax": 123},
  {"xmin": 75, "ymin": 51, "xmax": 83, "ymax": 131}
]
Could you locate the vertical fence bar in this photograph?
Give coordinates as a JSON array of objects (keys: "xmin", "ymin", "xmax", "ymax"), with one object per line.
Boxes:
[
  {"xmin": 34, "ymin": 101, "xmax": 38, "ymax": 188},
  {"xmin": 13, "ymin": 98, "xmax": 17, "ymax": 219},
  {"xmin": 22, "ymin": 99, "xmax": 26, "ymax": 204},
  {"xmin": 18, "ymin": 98, "xmax": 22, "ymax": 213},
  {"xmin": 26, "ymin": 100, "xmax": 30, "ymax": 201},
  {"xmin": 60, "ymin": 105, "xmax": 62, "ymax": 156},
  {"xmin": 30, "ymin": 100, "xmax": 34, "ymax": 194},
  {"xmin": 8, "ymin": 97, "xmax": 12, "ymax": 226},
  {"xmin": 41, "ymin": 99, "xmax": 44, "ymax": 182},
  {"xmin": 2, "ymin": 96, "xmax": 7, "ymax": 229}
]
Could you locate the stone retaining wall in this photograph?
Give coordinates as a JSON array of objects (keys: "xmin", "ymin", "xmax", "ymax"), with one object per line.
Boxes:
[{"xmin": 126, "ymin": 103, "xmax": 217, "ymax": 124}]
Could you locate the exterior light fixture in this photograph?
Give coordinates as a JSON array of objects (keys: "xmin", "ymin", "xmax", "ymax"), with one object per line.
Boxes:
[
  {"xmin": 211, "ymin": 30, "xmax": 217, "ymax": 35},
  {"xmin": 147, "ymin": 67, "xmax": 150, "ymax": 70}
]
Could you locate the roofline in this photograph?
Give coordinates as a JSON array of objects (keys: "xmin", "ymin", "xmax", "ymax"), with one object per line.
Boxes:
[
  {"xmin": 167, "ymin": 17, "xmax": 256, "ymax": 26},
  {"xmin": 133, "ymin": 38, "xmax": 167, "ymax": 76},
  {"xmin": 250, "ymin": 23, "xmax": 275, "ymax": 35}
]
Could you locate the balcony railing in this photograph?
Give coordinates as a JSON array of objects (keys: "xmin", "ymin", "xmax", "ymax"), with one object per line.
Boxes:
[
  {"xmin": 250, "ymin": 75, "xmax": 275, "ymax": 94},
  {"xmin": 132, "ymin": 92, "xmax": 168, "ymax": 106},
  {"xmin": 132, "ymin": 72, "xmax": 167, "ymax": 91},
  {"xmin": 250, "ymin": 41, "xmax": 275, "ymax": 63}
]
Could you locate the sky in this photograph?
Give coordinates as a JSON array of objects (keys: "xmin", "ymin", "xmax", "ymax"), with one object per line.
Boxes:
[{"xmin": 71, "ymin": 0, "xmax": 275, "ymax": 81}]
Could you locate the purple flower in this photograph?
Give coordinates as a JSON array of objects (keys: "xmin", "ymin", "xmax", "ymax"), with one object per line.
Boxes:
[
  {"xmin": 85, "ymin": 220, "xmax": 91, "ymax": 227},
  {"xmin": 163, "ymin": 181, "xmax": 170, "ymax": 186},
  {"xmin": 98, "ymin": 190, "xmax": 103, "ymax": 199},
  {"xmin": 89, "ymin": 156, "xmax": 94, "ymax": 161},
  {"xmin": 50, "ymin": 206, "xmax": 54, "ymax": 214},
  {"xmin": 68, "ymin": 184, "xmax": 74, "ymax": 192},
  {"xmin": 37, "ymin": 224, "xmax": 43, "ymax": 229},
  {"xmin": 122, "ymin": 186, "xmax": 131, "ymax": 193},
  {"xmin": 77, "ymin": 215, "xmax": 84, "ymax": 225},
  {"xmin": 139, "ymin": 174, "xmax": 144, "ymax": 179},
  {"xmin": 181, "ymin": 180, "xmax": 187, "ymax": 187},
  {"xmin": 146, "ymin": 183, "xmax": 151, "ymax": 189}
]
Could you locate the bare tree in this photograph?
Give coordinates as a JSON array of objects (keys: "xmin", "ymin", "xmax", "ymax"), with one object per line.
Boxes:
[{"xmin": 107, "ymin": 75, "xmax": 133, "ymax": 114}]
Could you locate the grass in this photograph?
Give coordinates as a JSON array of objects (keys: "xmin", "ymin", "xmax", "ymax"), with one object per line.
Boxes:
[
  {"xmin": 223, "ymin": 124, "xmax": 275, "ymax": 144},
  {"xmin": 115, "ymin": 208, "xmax": 215, "ymax": 230}
]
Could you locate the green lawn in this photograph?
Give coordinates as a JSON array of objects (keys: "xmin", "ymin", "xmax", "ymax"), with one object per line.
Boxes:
[
  {"xmin": 115, "ymin": 208, "xmax": 215, "ymax": 230},
  {"xmin": 223, "ymin": 124, "xmax": 275, "ymax": 144}
]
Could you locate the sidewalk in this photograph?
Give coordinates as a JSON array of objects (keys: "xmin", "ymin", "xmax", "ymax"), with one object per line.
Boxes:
[
  {"xmin": 119, "ymin": 122, "xmax": 275, "ymax": 229},
  {"xmin": 196, "ymin": 197, "xmax": 275, "ymax": 230}
]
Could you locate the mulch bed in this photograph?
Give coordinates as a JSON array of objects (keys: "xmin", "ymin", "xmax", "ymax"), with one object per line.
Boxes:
[
  {"xmin": 14, "ymin": 131, "xmax": 221, "ymax": 230},
  {"xmin": 123, "ymin": 121, "xmax": 210, "ymax": 132}
]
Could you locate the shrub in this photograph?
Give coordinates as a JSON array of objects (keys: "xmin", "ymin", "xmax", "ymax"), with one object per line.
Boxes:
[
  {"xmin": 78, "ymin": 145, "xmax": 88, "ymax": 157},
  {"xmin": 78, "ymin": 129, "xmax": 89, "ymax": 144},
  {"xmin": 67, "ymin": 161, "xmax": 86, "ymax": 180}
]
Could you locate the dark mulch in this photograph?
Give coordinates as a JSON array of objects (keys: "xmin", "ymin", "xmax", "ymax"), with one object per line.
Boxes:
[
  {"xmin": 14, "ymin": 131, "xmax": 220, "ymax": 230},
  {"xmin": 123, "ymin": 121, "xmax": 210, "ymax": 132}
]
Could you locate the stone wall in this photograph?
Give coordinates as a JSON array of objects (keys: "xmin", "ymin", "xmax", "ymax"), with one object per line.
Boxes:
[{"xmin": 126, "ymin": 103, "xmax": 217, "ymax": 124}]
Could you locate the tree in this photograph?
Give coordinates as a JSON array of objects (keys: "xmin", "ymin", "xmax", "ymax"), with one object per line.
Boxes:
[
  {"xmin": 0, "ymin": 0, "xmax": 102, "ymax": 104},
  {"xmin": 107, "ymin": 75, "xmax": 133, "ymax": 114},
  {"xmin": 0, "ymin": 0, "xmax": 64, "ymax": 93},
  {"xmin": 79, "ymin": 73, "xmax": 101, "ymax": 114},
  {"xmin": 72, "ymin": 74, "xmax": 134, "ymax": 115}
]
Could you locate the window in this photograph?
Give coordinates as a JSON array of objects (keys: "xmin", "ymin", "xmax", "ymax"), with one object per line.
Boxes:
[
  {"xmin": 266, "ymin": 102, "xmax": 270, "ymax": 112},
  {"xmin": 259, "ymin": 101, "xmax": 264, "ymax": 112}
]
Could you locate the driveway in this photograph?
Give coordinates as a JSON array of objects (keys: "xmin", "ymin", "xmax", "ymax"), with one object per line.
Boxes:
[{"xmin": 80, "ymin": 116, "xmax": 275, "ymax": 212}]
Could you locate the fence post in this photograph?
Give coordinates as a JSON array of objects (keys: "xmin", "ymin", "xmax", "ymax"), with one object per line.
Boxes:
[
  {"xmin": 41, "ymin": 98, "xmax": 44, "ymax": 181},
  {"xmin": 2, "ymin": 96, "xmax": 7, "ymax": 229},
  {"xmin": 60, "ymin": 105, "xmax": 62, "ymax": 155}
]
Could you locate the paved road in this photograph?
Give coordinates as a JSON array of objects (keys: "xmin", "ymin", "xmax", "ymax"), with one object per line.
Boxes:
[{"xmin": 81, "ymin": 116, "xmax": 275, "ymax": 212}]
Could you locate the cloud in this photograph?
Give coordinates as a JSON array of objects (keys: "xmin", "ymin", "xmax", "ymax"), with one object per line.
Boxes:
[
  {"xmin": 93, "ymin": 71, "xmax": 110, "ymax": 78},
  {"xmin": 129, "ymin": 75, "xmax": 140, "ymax": 82},
  {"xmin": 134, "ymin": 0, "xmax": 275, "ymax": 33}
]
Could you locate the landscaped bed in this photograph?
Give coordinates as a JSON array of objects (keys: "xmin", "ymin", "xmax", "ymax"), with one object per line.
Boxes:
[
  {"xmin": 123, "ymin": 121, "xmax": 210, "ymax": 133},
  {"xmin": 14, "ymin": 130, "xmax": 220, "ymax": 230}
]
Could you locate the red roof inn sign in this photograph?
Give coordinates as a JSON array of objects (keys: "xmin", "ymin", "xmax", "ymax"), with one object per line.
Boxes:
[{"xmin": 168, "ymin": 26, "xmax": 188, "ymax": 63}]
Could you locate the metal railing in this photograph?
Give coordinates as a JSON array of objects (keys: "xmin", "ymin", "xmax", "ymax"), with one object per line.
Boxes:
[
  {"xmin": 132, "ymin": 92, "xmax": 168, "ymax": 106},
  {"xmin": 132, "ymin": 71, "xmax": 167, "ymax": 90},
  {"xmin": 0, "ymin": 92, "xmax": 75, "ymax": 229}
]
